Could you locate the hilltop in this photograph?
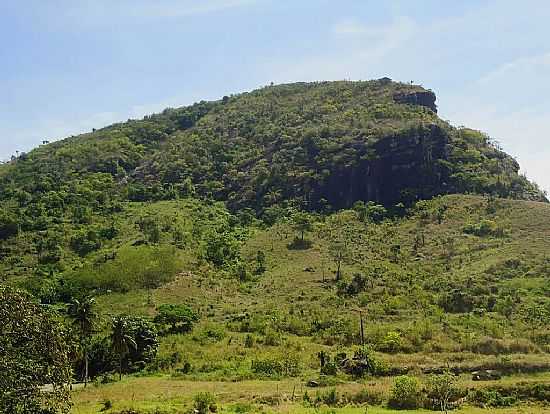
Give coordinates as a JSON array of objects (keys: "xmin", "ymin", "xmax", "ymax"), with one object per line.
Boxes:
[{"xmin": 0, "ymin": 80, "xmax": 545, "ymax": 216}]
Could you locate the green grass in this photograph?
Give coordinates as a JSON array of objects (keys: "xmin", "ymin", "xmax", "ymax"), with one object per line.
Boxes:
[{"xmin": 71, "ymin": 373, "xmax": 550, "ymax": 413}]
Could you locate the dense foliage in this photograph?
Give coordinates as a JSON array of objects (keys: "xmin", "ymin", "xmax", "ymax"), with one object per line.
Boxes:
[{"xmin": 0, "ymin": 286, "xmax": 72, "ymax": 413}]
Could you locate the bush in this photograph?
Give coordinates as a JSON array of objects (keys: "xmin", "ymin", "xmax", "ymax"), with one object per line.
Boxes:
[
  {"xmin": 193, "ymin": 392, "xmax": 217, "ymax": 414},
  {"xmin": 193, "ymin": 323, "xmax": 226, "ymax": 344},
  {"xmin": 469, "ymin": 383, "xmax": 550, "ymax": 407},
  {"xmin": 388, "ymin": 376, "xmax": 421, "ymax": 409},
  {"xmin": 348, "ymin": 388, "xmax": 385, "ymax": 405},
  {"xmin": 70, "ymin": 228, "xmax": 101, "ymax": 256},
  {"xmin": 154, "ymin": 304, "xmax": 198, "ymax": 335},
  {"xmin": 320, "ymin": 361, "xmax": 338, "ymax": 376},
  {"xmin": 463, "ymin": 220, "xmax": 506, "ymax": 237},
  {"xmin": 471, "ymin": 337, "xmax": 537, "ymax": 355},
  {"xmin": 251, "ymin": 354, "xmax": 300, "ymax": 377},
  {"xmin": 315, "ymin": 388, "xmax": 339, "ymax": 407},
  {"xmin": 342, "ymin": 345, "xmax": 387, "ymax": 377},
  {"xmin": 377, "ymin": 331, "xmax": 404, "ymax": 354},
  {"xmin": 263, "ymin": 327, "xmax": 282, "ymax": 346},
  {"xmin": 244, "ymin": 334, "xmax": 255, "ymax": 348},
  {"xmin": 202, "ymin": 230, "xmax": 240, "ymax": 267},
  {"xmin": 469, "ymin": 389, "xmax": 516, "ymax": 407}
]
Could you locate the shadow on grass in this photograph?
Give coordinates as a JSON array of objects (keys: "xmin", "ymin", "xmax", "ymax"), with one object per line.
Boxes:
[{"xmin": 287, "ymin": 237, "xmax": 313, "ymax": 250}]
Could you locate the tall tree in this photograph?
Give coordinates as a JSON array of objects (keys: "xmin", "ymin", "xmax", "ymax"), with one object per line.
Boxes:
[
  {"xmin": 110, "ymin": 316, "xmax": 137, "ymax": 380},
  {"xmin": 0, "ymin": 286, "xmax": 72, "ymax": 413},
  {"xmin": 323, "ymin": 211, "xmax": 355, "ymax": 281},
  {"xmin": 68, "ymin": 297, "xmax": 97, "ymax": 387}
]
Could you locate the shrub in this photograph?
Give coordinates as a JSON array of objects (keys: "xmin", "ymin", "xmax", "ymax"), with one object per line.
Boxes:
[
  {"xmin": 255, "ymin": 250, "xmax": 266, "ymax": 274},
  {"xmin": 471, "ymin": 337, "xmax": 537, "ymax": 355},
  {"xmin": 342, "ymin": 345, "xmax": 387, "ymax": 377},
  {"xmin": 469, "ymin": 383, "xmax": 550, "ymax": 407},
  {"xmin": 463, "ymin": 220, "xmax": 506, "ymax": 237},
  {"xmin": 263, "ymin": 327, "xmax": 282, "ymax": 346},
  {"xmin": 315, "ymin": 388, "xmax": 339, "ymax": 407},
  {"xmin": 154, "ymin": 304, "xmax": 198, "ymax": 334},
  {"xmin": 193, "ymin": 392, "xmax": 217, "ymax": 414},
  {"xmin": 100, "ymin": 399, "xmax": 113, "ymax": 411},
  {"xmin": 320, "ymin": 361, "xmax": 338, "ymax": 376},
  {"xmin": 66, "ymin": 245, "xmax": 179, "ymax": 293},
  {"xmin": 193, "ymin": 323, "xmax": 226, "ymax": 344},
  {"xmin": 70, "ymin": 228, "xmax": 101, "ymax": 256},
  {"xmin": 388, "ymin": 376, "xmax": 421, "ymax": 409},
  {"xmin": 348, "ymin": 388, "xmax": 385, "ymax": 405},
  {"xmin": 377, "ymin": 331, "xmax": 404, "ymax": 354},
  {"xmin": 469, "ymin": 389, "xmax": 516, "ymax": 407},
  {"xmin": 339, "ymin": 273, "xmax": 368, "ymax": 296},
  {"xmin": 251, "ymin": 354, "xmax": 300, "ymax": 377},
  {"xmin": 202, "ymin": 230, "xmax": 240, "ymax": 267},
  {"xmin": 137, "ymin": 216, "xmax": 161, "ymax": 243},
  {"xmin": 244, "ymin": 334, "xmax": 255, "ymax": 348}
]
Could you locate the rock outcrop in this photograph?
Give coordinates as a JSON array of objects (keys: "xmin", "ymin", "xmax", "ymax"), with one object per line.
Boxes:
[{"xmin": 394, "ymin": 90, "xmax": 438, "ymax": 113}]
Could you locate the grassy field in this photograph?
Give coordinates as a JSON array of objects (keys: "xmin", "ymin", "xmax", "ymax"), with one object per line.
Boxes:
[{"xmin": 72, "ymin": 373, "xmax": 550, "ymax": 413}]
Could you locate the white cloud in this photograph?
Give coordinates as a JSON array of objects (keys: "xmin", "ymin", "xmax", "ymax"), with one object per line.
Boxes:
[{"xmin": 478, "ymin": 53, "xmax": 550, "ymax": 86}]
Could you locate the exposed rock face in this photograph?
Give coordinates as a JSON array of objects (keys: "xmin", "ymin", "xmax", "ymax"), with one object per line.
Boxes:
[
  {"xmin": 394, "ymin": 90, "xmax": 438, "ymax": 113},
  {"xmin": 320, "ymin": 124, "xmax": 449, "ymax": 208}
]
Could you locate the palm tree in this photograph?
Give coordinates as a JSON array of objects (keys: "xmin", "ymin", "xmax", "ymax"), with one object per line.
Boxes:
[
  {"xmin": 68, "ymin": 297, "xmax": 97, "ymax": 387},
  {"xmin": 110, "ymin": 316, "xmax": 136, "ymax": 381}
]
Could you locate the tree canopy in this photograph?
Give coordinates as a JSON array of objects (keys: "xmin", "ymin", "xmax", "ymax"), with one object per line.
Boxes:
[{"xmin": 0, "ymin": 286, "xmax": 72, "ymax": 414}]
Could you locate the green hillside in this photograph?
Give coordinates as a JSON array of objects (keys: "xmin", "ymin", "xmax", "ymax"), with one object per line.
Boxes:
[{"xmin": 1, "ymin": 80, "xmax": 550, "ymax": 414}]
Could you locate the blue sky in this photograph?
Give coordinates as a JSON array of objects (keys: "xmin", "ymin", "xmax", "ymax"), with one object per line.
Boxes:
[{"xmin": 1, "ymin": 0, "xmax": 549, "ymax": 192}]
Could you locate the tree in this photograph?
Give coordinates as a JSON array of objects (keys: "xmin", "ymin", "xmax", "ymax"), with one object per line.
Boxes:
[
  {"xmin": 123, "ymin": 317, "xmax": 159, "ymax": 372},
  {"xmin": 522, "ymin": 302, "xmax": 549, "ymax": 338},
  {"xmin": 70, "ymin": 228, "xmax": 101, "ymax": 256},
  {"xmin": 292, "ymin": 211, "xmax": 312, "ymax": 242},
  {"xmin": 0, "ymin": 286, "xmax": 72, "ymax": 413},
  {"xmin": 388, "ymin": 375, "xmax": 420, "ymax": 409},
  {"xmin": 137, "ymin": 215, "xmax": 161, "ymax": 243},
  {"xmin": 203, "ymin": 230, "xmax": 240, "ymax": 267},
  {"xmin": 426, "ymin": 371, "xmax": 460, "ymax": 413},
  {"xmin": 110, "ymin": 316, "xmax": 137, "ymax": 380},
  {"xmin": 0, "ymin": 212, "xmax": 19, "ymax": 240},
  {"xmin": 68, "ymin": 297, "xmax": 97, "ymax": 387},
  {"xmin": 255, "ymin": 250, "xmax": 267, "ymax": 274},
  {"xmin": 154, "ymin": 304, "xmax": 199, "ymax": 334},
  {"xmin": 323, "ymin": 211, "xmax": 355, "ymax": 281}
]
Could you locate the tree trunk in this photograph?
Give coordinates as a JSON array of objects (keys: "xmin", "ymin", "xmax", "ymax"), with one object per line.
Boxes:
[
  {"xmin": 119, "ymin": 355, "xmax": 122, "ymax": 381},
  {"xmin": 336, "ymin": 260, "xmax": 341, "ymax": 281},
  {"xmin": 360, "ymin": 313, "xmax": 364, "ymax": 345},
  {"xmin": 84, "ymin": 351, "xmax": 88, "ymax": 388}
]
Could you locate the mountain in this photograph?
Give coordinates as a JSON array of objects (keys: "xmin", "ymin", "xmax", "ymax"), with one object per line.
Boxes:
[
  {"xmin": 1, "ymin": 80, "xmax": 545, "ymax": 219},
  {"xmin": 2, "ymin": 80, "xmax": 550, "ymax": 412}
]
